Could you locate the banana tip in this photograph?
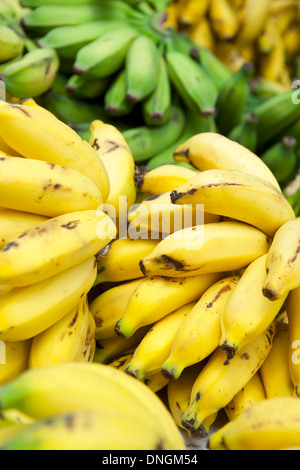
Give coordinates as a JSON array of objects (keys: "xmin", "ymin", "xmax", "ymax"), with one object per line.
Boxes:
[
  {"xmin": 161, "ymin": 367, "xmax": 176, "ymax": 381},
  {"xmin": 191, "ymin": 426, "xmax": 208, "ymax": 440},
  {"xmin": 139, "ymin": 260, "xmax": 146, "ymax": 276},
  {"xmin": 73, "ymin": 65, "xmax": 84, "ymax": 76},
  {"xmin": 221, "ymin": 343, "xmax": 237, "ymax": 363},
  {"xmin": 114, "ymin": 321, "xmax": 128, "ymax": 339},
  {"xmin": 126, "ymin": 94, "xmax": 139, "ymax": 104},
  {"xmin": 262, "ymin": 287, "xmax": 280, "ymax": 301}
]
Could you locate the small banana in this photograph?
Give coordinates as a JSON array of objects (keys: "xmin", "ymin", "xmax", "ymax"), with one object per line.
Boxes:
[
  {"xmin": 0, "ymin": 340, "xmax": 31, "ymax": 386},
  {"xmin": 225, "ymin": 373, "xmax": 266, "ymax": 422},
  {"xmin": 137, "ymin": 164, "xmax": 197, "ymax": 196},
  {"xmin": 104, "ymin": 69, "xmax": 134, "ymax": 117},
  {"xmin": 67, "ymin": 74, "xmax": 109, "ymax": 100},
  {"xmin": 0, "ymin": 208, "xmax": 48, "ymax": 250},
  {"xmin": 237, "ymin": 0, "xmax": 271, "ymax": 44}
]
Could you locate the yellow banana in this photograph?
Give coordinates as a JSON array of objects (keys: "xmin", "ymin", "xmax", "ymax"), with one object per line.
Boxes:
[
  {"xmin": 115, "ymin": 273, "xmax": 222, "ymax": 339},
  {"xmin": 225, "ymin": 372, "xmax": 266, "ymax": 421},
  {"xmin": 95, "ymin": 237, "xmax": 159, "ymax": 284},
  {"xmin": 124, "ymin": 302, "xmax": 197, "ymax": 380},
  {"xmin": 286, "ymin": 287, "xmax": 300, "ymax": 396},
  {"xmin": 284, "ymin": 23, "xmax": 300, "ymax": 60},
  {"xmin": 136, "ymin": 164, "xmax": 197, "ymax": 197},
  {"xmin": 173, "ymin": 132, "xmax": 281, "ymax": 191},
  {"xmin": 78, "ymin": 309, "xmax": 96, "ymax": 363},
  {"xmin": 0, "ymin": 257, "xmax": 97, "ymax": 342},
  {"xmin": 0, "ymin": 208, "xmax": 48, "ymax": 250},
  {"xmin": 263, "ymin": 219, "xmax": 300, "ymax": 301},
  {"xmin": 0, "ymin": 133, "xmax": 21, "ymax": 156},
  {"xmin": 189, "ymin": 17, "xmax": 215, "ymax": 50},
  {"xmin": 259, "ymin": 36, "xmax": 286, "ymax": 83},
  {"xmin": 0, "ymin": 409, "xmax": 34, "ymax": 428},
  {"xmin": 170, "ymin": 169, "xmax": 295, "ymax": 238},
  {"xmin": 0, "ymin": 340, "xmax": 31, "ymax": 386},
  {"xmin": 179, "ymin": 0, "xmax": 210, "ymax": 27},
  {"xmin": 260, "ymin": 323, "xmax": 295, "ymax": 399},
  {"xmin": 209, "ymin": 0, "xmax": 239, "ymax": 40},
  {"xmin": 140, "ymin": 221, "xmax": 270, "ymax": 278},
  {"xmin": 220, "ymin": 254, "xmax": 287, "ymax": 358},
  {"xmin": 89, "ymin": 120, "xmax": 136, "ymax": 217},
  {"xmin": 237, "ymin": 0, "xmax": 271, "ymax": 44},
  {"xmin": 162, "ymin": 276, "xmax": 240, "ymax": 380},
  {"xmin": 181, "ymin": 322, "xmax": 276, "ymax": 434},
  {"xmin": 209, "ymin": 397, "xmax": 300, "ymax": 450},
  {"xmin": 0, "ymin": 101, "xmax": 110, "ymax": 199}
]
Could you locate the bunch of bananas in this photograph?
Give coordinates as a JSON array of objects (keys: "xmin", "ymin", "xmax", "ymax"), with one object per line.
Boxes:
[{"xmin": 168, "ymin": 0, "xmax": 300, "ymax": 87}]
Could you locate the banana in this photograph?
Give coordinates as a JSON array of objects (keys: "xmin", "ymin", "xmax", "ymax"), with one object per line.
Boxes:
[
  {"xmin": 260, "ymin": 323, "xmax": 295, "ymax": 399},
  {"xmin": 178, "ymin": 0, "xmax": 210, "ymax": 27},
  {"xmin": 0, "ymin": 101, "xmax": 110, "ymax": 199},
  {"xmin": 181, "ymin": 322, "xmax": 276, "ymax": 435},
  {"xmin": 216, "ymin": 62, "xmax": 254, "ymax": 136},
  {"xmin": 286, "ymin": 287, "xmax": 300, "ymax": 396},
  {"xmin": 0, "ymin": 208, "xmax": 48, "ymax": 250},
  {"xmin": 137, "ymin": 164, "xmax": 197, "ymax": 196},
  {"xmin": 170, "ymin": 169, "xmax": 295, "ymax": 238},
  {"xmin": 0, "ymin": 340, "xmax": 31, "ymax": 386},
  {"xmin": 209, "ymin": 0, "xmax": 239, "ymax": 41},
  {"xmin": 167, "ymin": 363, "xmax": 218, "ymax": 439},
  {"xmin": 0, "ymin": 0, "xmax": 18, "ymax": 25},
  {"xmin": 0, "ymin": 156, "xmax": 103, "ymax": 217},
  {"xmin": 228, "ymin": 112, "xmax": 259, "ymax": 153},
  {"xmin": 140, "ymin": 222, "xmax": 270, "ymax": 278},
  {"xmin": 261, "ymin": 136, "xmax": 298, "ymax": 186},
  {"xmin": 122, "ymin": 105, "xmax": 186, "ymax": 163},
  {"xmin": 89, "ymin": 120, "xmax": 136, "ymax": 217},
  {"xmin": 161, "ymin": 276, "xmax": 240, "ymax": 380},
  {"xmin": 173, "ymin": 132, "xmax": 281, "ymax": 191},
  {"xmin": 104, "ymin": 69, "xmax": 134, "ymax": 117},
  {"xmin": 209, "ymin": 397, "xmax": 300, "ymax": 450},
  {"xmin": 125, "ymin": 34, "xmax": 160, "ymax": 104},
  {"xmin": 259, "ymin": 35, "xmax": 286, "ymax": 83},
  {"xmin": 73, "ymin": 25, "xmax": 138, "ymax": 78},
  {"xmin": 197, "ymin": 46, "xmax": 232, "ymax": 92},
  {"xmin": 0, "ymin": 409, "xmax": 34, "ymax": 428},
  {"xmin": 95, "ymin": 238, "xmax": 159, "ymax": 285},
  {"xmin": 225, "ymin": 372, "xmax": 266, "ymax": 422},
  {"xmin": 124, "ymin": 302, "xmax": 197, "ymax": 380},
  {"xmin": 0, "ymin": 257, "xmax": 97, "ymax": 342},
  {"xmin": 237, "ymin": 0, "xmax": 271, "ymax": 44},
  {"xmin": 189, "ymin": 17, "xmax": 215, "ymax": 52},
  {"xmin": 78, "ymin": 309, "xmax": 96, "ymax": 363},
  {"xmin": 114, "ymin": 273, "xmax": 222, "ymax": 339},
  {"xmin": 1, "ymin": 48, "xmax": 60, "ymax": 100},
  {"xmin": 166, "ymin": 51, "xmax": 218, "ymax": 117},
  {"xmin": 0, "ymin": 25, "xmax": 23, "ymax": 64},
  {"xmin": 220, "ymin": 254, "xmax": 287, "ymax": 359},
  {"xmin": 0, "ymin": 362, "xmax": 186, "ymax": 450},
  {"xmin": 263, "ymin": 218, "xmax": 300, "ymax": 301},
  {"xmin": 29, "ymin": 298, "xmax": 90, "ymax": 369},
  {"xmin": 67, "ymin": 74, "xmax": 109, "ymax": 100}
]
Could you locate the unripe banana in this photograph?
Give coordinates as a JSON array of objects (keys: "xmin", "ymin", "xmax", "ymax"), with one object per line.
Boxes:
[
  {"xmin": 228, "ymin": 113, "xmax": 259, "ymax": 153},
  {"xmin": 261, "ymin": 136, "xmax": 298, "ymax": 185},
  {"xmin": 66, "ymin": 74, "xmax": 109, "ymax": 100},
  {"xmin": 0, "ymin": 25, "xmax": 23, "ymax": 64},
  {"xmin": 104, "ymin": 69, "xmax": 134, "ymax": 117}
]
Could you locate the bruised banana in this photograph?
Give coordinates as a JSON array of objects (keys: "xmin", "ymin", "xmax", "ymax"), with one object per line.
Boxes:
[
  {"xmin": 0, "ymin": 209, "xmax": 48, "ymax": 250},
  {"xmin": 0, "ymin": 101, "xmax": 110, "ymax": 200},
  {"xmin": 0, "ymin": 210, "xmax": 116, "ymax": 287},
  {"xmin": 170, "ymin": 169, "xmax": 295, "ymax": 238},
  {"xmin": 136, "ymin": 164, "xmax": 197, "ymax": 196},
  {"xmin": 0, "ymin": 340, "xmax": 31, "ymax": 386}
]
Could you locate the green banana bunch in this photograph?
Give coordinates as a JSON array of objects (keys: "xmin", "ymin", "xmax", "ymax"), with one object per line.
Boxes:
[
  {"xmin": 166, "ymin": 50, "xmax": 218, "ymax": 117},
  {"xmin": 0, "ymin": 47, "xmax": 59, "ymax": 99},
  {"xmin": 261, "ymin": 136, "xmax": 298, "ymax": 186},
  {"xmin": 228, "ymin": 113, "xmax": 259, "ymax": 153},
  {"xmin": 216, "ymin": 62, "xmax": 254, "ymax": 137},
  {"xmin": 104, "ymin": 69, "xmax": 134, "ymax": 117},
  {"xmin": 0, "ymin": 25, "xmax": 24, "ymax": 63}
]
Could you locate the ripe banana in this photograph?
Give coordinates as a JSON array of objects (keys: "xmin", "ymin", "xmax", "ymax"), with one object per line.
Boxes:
[
  {"xmin": 263, "ymin": 218, "xmax": 300, "ymax": 301},
  {"xmin": 0, "ymin": 25, "xmax": 23, "ymax": 64},
  {"xmin": 181, "ymin": 322, "xmax": 276, "ymax": 435},
  {"xmin": 209, "ymin": 397, "xmax": 300, "ymax": 450},
  {"xmin": 260, "ymin": 323, "xmax": 295, "ymax": 399},
  {"xmin": 161, "ymin": 276, "xmax": 240, "ymax": 380},
  {"xmin": 115, "ymin": 273, "xmax": 222, "ymax": 339},
  {"xmin": 137, "ymin": 164, "xmax": 197, "ymax": 196},
  {"xmin": 124, "ymin": 302, "xmax": 196, "ymax": 380},
  {"xmin": 140, "ymin": 222, "xmax": 270, "ymax": 278},
  {"xmin": 0, "ymin": 362, "xmax": 185, "ymax": 450},
  {"xmin": 0, "ymin": 208, "xmax": 48, "ymax": 250},
  {"xmin": 170, "ymin": 169, "xmax": 295, "ymax": 237},
  {"xmin": 173, "ymin": 132, "xmax": 281, "ymax": 191},
  {"xmin": 220, "ymin": 254, "xmax": 287, "ymax": 359},
  {"xmin": 95, "ymin": 238, "xmax": 159, "ymax": 285},
  {"xmin": 78, "ymin": 309, "xmax": 96, "ymax": 363},
  {"xmin": 237, "ymin": 0, "xmax": 271, "ymax": 44},
  {"xmin": 0, "ymin": 210, "xmax": 116, "ymax": 287},
  {"xmin": 104, "ymin": 69, "xmax": 134, "ymax": 117},
  {"xmin": 209, "ymin": 0, "xmax": 239, "ymax": 41},
  {"xmin": 0, "ymin": 101, "xmax": 110, "ymax": 199},
  {"xmin": 261, "ymin": 136, "xmax": 298, "ymax": 185},
  {"xmin": 287, "ymin": 287, "xmax": 300, "ymax": 396},
  {"xmin": 89, "ymin": 120, "xmax": 136, "ymax": 217},
  {"xmin": 0, "ymin": 257, "xmax": 97, "ymax": 342},
  {"xmin": 0, "ymin": 340, "xmax": 31, "ymax": 386},
  {"xmin": 225, "ymin": 372, "xmax": 266, "ymax": 422}
]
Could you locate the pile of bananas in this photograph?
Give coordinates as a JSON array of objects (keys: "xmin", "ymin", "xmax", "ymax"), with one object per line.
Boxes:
[{"xmin": 168, "ymin": 0, "xmax": 300, "ymax": 87}]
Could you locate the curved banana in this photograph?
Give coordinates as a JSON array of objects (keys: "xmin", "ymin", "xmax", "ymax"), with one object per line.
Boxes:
[
  {"xmin": 0, "ymin": 340, "xmax": 31, "ymax": 386},
  {"xmin": 115, "ymin": 273, "xmax": 222, "ymax": 339},
  {"xmin": 0, "ymin": 208, "xmax": 48, "ymax": 250},
  {"xmin": 181, "ymin": 322, "xmax": 276, "ymax": 435},
  {"xmin": 136, "ymin": 164, "xmax": 197, "ymax": 196},
  {"xmin": 0, "ymin": 101, "xmax": 110, "ymax": 200},
  {"xmin": 89, "ymin": 120, "xmax": 136, "ymax": 217},
  {"xmin": 220, "ymin": 254, "xmax": 287, "ymax": 358},
  {"xmin": 170, "ymin": 169, "xmax": 295, "ymax": 238},
  {"xmin": 263, "ymin": 218, "xmax": 300, "ymax": 301},
  {"xmin": 124, "ymin": 302, "xmax": 197, "ymax": 380},
  {"xmin": 173, "ymin": 132, "xmax": 281, "ymax": 191},
  {"xmin": 209, "ymin": 397, "xmax": 300, "ymax": 450},
  {"xmin": 0, "ymin": 210, "xmax": 116, "ymax": 287},
  {"xmin": 0, "ymin": 156, "xmax": 103, "ymax": 218},
  {"xmin": 286, "ymin": 287, "xmax": 300, "ymax": 396},
  {"xmin": 140, "ymin": 222, "xmax": 270, "ymax": 278},
  {"xmin": 0, "ymin": 257, "xmax": 97, "ymax": 342},
  {"xmin": 162, "ymin": 276, "xmax": 240, "ymax": 381}
]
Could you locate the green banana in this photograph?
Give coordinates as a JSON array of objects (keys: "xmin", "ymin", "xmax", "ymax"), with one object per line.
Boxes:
[
  {"xmin": 104, "ymin": 69, "xmax": 134, "ymax": 117},
  {"xmin": 37, "ymin": 20, "xmax": 126, "ymax": 60},
  {"xmin": 261, "ymin": 136, "xmax": 298, "ymax": 185},
  {"xmin": 228, "ymin": 113, "xmax": 259, "ymax": 153},
  {"xmin": 164, "ymin": 30, "xmax": 200, "ymax": 60},
  {"xmin": 125, "ymin": 34, "xmax": 160, "ymax": 104},
  {"xmin": 73, "ymin": 26, "xmax": 138, "ymax": 78},
  {"xmin": 166, "ymin": 50, "xmax": 218, "ymax": 117},
  {"xmin": 0, "ymin": 25, "xmax": 23, "ymax": 63},
  {"xmin": 216, "ymin": 62, "xmax": 254, "ymax": 137},
  {"xmin": 0, "ymin": 48, "xmax": 59, "ymax": 99},
  {"xmin": 21, "ymin": 0, "xmax": 101, "ymax": 6},
  {"xmin": 251, "ymin": 77, "xmax": 290, "ymax": 100},
  {"xmin": 142, "ymin": 55, "xmax": 172, "ymax": 126},
  {"xmin": 198, "ymin": 46, "xmax": 232, "ymax": 92},
  {"xmin": 122, "ymin": 104, "xmax": 186, "ymax": 162},
  {"xmin": 148, "ymin": 0, "xmax": 171, "ymax": 10},
  {"xmin": 66, "ymin": 74, "xmax": 109, "ymax": 100},
  {"xmin": 0, "ymin": 0, "xmax": 17, "ymax": 26}
]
